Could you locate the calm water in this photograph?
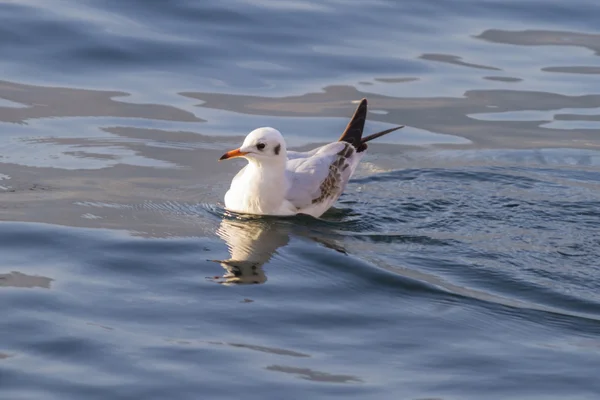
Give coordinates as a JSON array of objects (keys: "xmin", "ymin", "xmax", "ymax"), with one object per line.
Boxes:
[{"xmin": 1, "ymin": 1, "xmax": 600, "ymax": 399}]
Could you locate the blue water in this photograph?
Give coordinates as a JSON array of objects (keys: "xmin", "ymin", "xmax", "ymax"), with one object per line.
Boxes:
[{"xmin": 1, "ymin": 1, "xmax": 600, "ymax": 399}]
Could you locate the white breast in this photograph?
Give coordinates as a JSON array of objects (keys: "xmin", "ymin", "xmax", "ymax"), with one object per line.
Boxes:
[{"xmin": 224, "ymin": 164, "xmax": 295, "ymax": 216}]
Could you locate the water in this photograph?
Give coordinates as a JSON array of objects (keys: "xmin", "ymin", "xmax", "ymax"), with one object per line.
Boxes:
[{"xmin": 1, "ymin": 0, "xmax": 600, "ymax": 399}]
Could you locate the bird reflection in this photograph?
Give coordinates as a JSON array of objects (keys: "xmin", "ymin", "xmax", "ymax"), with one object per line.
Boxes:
[
  {"xmin": 212, "ymin": 215, "xmax": 346, "ymax": 285},
  {"xmin": 212, "ymin": 217, "xmax": 290, "ymax": 285}
]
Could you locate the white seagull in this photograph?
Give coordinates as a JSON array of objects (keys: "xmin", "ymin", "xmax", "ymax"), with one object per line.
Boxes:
[{"xmin": 218, "ymin": 99, "xmax": 403, "ymax": 218}]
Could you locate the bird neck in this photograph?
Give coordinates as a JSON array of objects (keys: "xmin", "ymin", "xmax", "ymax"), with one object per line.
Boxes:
[
  {"xmin": 238, "ymin": 158, "xmax": 288, "ymax": 211},
  {"xmin": 247, "ymin": 156, "xmax": 286, "ymax": 175}
]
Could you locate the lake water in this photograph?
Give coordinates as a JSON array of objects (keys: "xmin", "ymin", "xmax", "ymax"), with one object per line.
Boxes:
[{"xmin": 1, "ymin": 1, "xmax": 600, "ymax": 399}]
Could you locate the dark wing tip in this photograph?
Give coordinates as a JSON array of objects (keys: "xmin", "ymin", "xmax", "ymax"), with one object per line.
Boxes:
[
  {"xmin": 360, "ymin": 125, "xmax": 404, "ymax": 144},
  {"xmin": 337, "ymin": 99, "xmax": 368, "ymax": 148}
]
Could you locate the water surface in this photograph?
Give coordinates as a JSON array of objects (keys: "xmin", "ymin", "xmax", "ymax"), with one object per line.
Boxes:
[{"xmin": 1, "ymin": 1, "xmax": 600, "ymax": 399}]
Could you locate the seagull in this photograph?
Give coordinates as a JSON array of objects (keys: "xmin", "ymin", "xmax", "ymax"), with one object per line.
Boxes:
[{"xmin": 218, "ymin": 98, "xmax": 403, "ymax": 217}]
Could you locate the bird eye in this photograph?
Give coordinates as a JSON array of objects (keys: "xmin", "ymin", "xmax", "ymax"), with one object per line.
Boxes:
[{"xmin": 256, "ymin": 143, "xmax": 266, "ymax": 150}]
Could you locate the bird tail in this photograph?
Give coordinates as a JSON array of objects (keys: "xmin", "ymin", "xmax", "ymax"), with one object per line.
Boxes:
[
  {"xmin": 360, "ymin": 125, "xmax": 404, "ymax": 144},
  {"xmin": 338, "ymin": 98, "xmax": 367, "ymax": 150},
  {"xmin": 338, "ymin": 98, "xmax": 404, "ymax": 152}
]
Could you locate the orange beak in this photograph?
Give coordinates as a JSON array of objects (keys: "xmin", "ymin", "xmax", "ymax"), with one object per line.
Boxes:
[{"xmin": 219, "ymin": 148, "xmax": 248, "ymax": 161}]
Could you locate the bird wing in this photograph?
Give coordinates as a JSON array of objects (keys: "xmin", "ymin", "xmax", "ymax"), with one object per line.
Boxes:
[
  {"xmin": 286, "ymin": 148, "xmax": 320, "ymax": 160},
  {"xmin": 285, "ymin": 141, "xmax": 362, "ymax": 211}
]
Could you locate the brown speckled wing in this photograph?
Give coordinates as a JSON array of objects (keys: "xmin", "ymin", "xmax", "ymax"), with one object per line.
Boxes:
[{"xmin": 311, "ymin": 143, "xmax": 354, "ymax": 205}]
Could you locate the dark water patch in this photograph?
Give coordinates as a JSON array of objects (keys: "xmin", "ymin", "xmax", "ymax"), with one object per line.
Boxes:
[
  {"xmin": 419, "ymin": 53, "xmax": 501, "ymax": 71},
  {"xmin": 484, "ymin": 76, "xmax": 523, "ymax": 82},
  {"xmin": 543, "ymin": 66, "xmax": 600, "ymax": 74},
  {"xmin": 476, "ymin": 29, "xmax": 600, "ymax": 55},
  {"xmin": 0, "ymin": 272, "xmax": 53, "ymax": 289},
  {"xmin": 0, "ymin": 80, "xmax": 201, "ymax": 124},
  {"xmin": 374, "ymin": 77, "xmax": 420, "ymax": 83},
  {"xmin": 555, "ymin": 113, "xmax": 600, "ymax": 121},
  {"xmin": 265, "ymin": 365, "xmax": 363, "ymax": 383},
  {"xmin": 215, "ymin": 342, "xmax": 311, "ymax": 358}
]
